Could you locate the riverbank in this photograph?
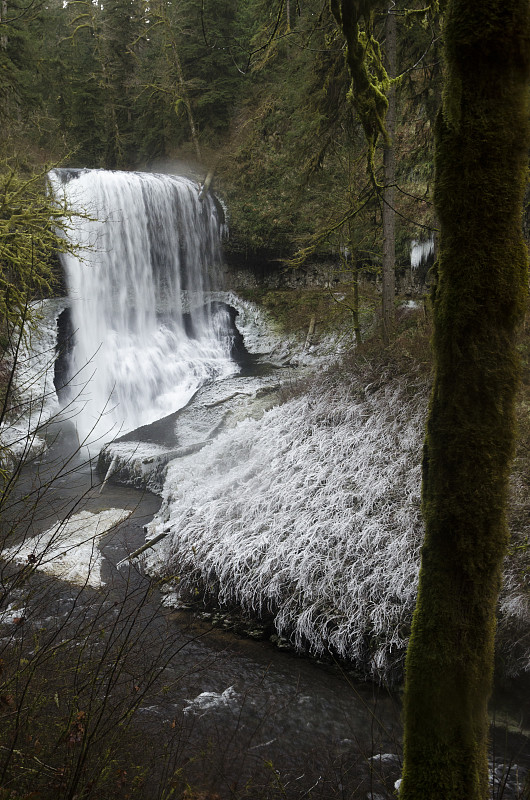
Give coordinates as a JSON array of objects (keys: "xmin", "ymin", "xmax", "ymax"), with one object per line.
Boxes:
[
  {"xmin": 1, "ymin": 431, "xmax": 528, "ymax": 800},
  {"xmin": 131, "ymin": 302, "xmax": 530, "ymax": 689},
  {"xmin": 0, "ymin": 438, "xmax": 528, "ymax": 800},
  {"xmin": 0, "ymin": 423, "xmax": 408, "ymax": 799}
]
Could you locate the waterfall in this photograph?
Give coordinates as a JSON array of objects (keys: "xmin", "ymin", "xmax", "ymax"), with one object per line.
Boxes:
[
  {"xmin": 49, "ymin": 169, "xmax": 236, "ymax": 446},
  {"xmin": 410, "ymin": 238, "xmax": 434, "ymax": 269}
]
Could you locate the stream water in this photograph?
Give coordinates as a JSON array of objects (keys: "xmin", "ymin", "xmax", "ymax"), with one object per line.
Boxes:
[
  {"xmin": 4, "ymin": 418, "xmax": 528, "ymax": 800},
  {"xmin": 4, "ymin": 417, "xmax": 406, "ymax": 799}
]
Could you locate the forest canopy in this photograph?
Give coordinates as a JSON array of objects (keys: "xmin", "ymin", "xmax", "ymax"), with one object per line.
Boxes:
[{"xmin": 1, "ymin": 0, "xmax": 441, "ymax": 272}]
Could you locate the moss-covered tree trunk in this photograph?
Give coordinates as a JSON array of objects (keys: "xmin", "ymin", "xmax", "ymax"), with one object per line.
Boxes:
[
  {"xmin": 400, "ymin": 2, "xmax": 530, "ymax": 799},
  {"xmin": 381, "ymin": 3, "xmax": 396, "ymax": 344},
  {"xmin": 0, "ymin": 0, "xmax": 7, "ymax": 50}
]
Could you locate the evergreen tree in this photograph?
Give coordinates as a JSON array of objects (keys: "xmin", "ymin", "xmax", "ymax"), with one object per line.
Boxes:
[
  {"xmin": 0, "ymin": 0, "xmax": 52, "ymax": 137},
  {"xmin": 134, "ymin": 0, "xmax": 243, "ymax": 162},
  {"xmin": 99, "ymin": 0, "xmax": 143, "ymax": 166}
]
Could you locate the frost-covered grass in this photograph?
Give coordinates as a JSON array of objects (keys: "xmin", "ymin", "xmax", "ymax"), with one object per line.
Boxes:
[
  {"xmin": 146, "ymin": 359, "xmax": 428, "ymax": 681},
  {"xmin": 145, "ymin": 327, "xmax": 530, "ymax": 682},
  {"xmin": 498, "ymin": 387, "xmax": 530, "ymax": 675}
]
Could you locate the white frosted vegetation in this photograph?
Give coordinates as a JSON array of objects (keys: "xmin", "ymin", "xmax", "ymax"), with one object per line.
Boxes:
[
  {"xmin": 0, "ymin": 299, "xmax": 67, "ymax": 469},
  {"xmin": 16, "ymin": 299, "xmax": 66, "ymax": 423},
  {"xmin": 145, "ymin": 358, "xmax": 530, "ymax": 681},
  {"xmin": 6, "ymin": 508, "xmax": 130, "ymax": 588},
  {"xmin": 146, "ymin": 370, "xmax": 428, "ymax": 680},
  {"xmin": 499, "ymin": 467, "xmax": 530, "ymax": 674},
  {"xmin": 0, "ymin": 423, "xmax": 46, "ymax": 470}
]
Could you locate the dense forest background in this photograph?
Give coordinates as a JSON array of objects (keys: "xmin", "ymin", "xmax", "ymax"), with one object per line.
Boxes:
[{"xmin": 1, "ymin": 0, "xmax": 443, "ymax": 279}]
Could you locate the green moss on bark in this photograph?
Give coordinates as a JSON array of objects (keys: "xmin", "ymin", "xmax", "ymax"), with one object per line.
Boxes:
[{"xmin": 400, "ymin": 1, "xmax": 530, "ymax": 798}]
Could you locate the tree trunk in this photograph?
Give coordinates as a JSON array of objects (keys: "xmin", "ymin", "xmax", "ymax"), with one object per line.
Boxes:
[
  {"xmin": 352, "ymin": 262, "xmax": 362, "ymax": 345},
  {"xmin": 400, "ymin": 2, "xmax": 530, "ymax": 798},
  {"xmin": 381, "ymin": 3, "xmax": 396, "ymax": 344},
  {"xmin": 1, "ymin": 0, "xmax": 8, "ymax": 50},
  {"xmin": 173, "ymin": 42, "xmax": 202, "ymax": 162},
  {"xmin": 347, "ymin": 221, "xmax": 362, "ymax": 344}
]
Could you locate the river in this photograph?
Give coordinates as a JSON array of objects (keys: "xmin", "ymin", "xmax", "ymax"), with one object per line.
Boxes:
[
  {"xmin": 1, "ymin": 415, "xmax": 407, "ymax": 799},
  {"xmin": 1, "ymin": 414, "xmax": 527, "ymax": 800}
]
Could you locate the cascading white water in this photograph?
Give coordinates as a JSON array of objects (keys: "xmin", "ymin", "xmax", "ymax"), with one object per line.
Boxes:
[
  {"xmin": 49, "ymin": 169, "xmax": 236, "ymax": 445},
  {"xmin": 410, "ymin": 237, "xmax": 434, "ymax": 270}
]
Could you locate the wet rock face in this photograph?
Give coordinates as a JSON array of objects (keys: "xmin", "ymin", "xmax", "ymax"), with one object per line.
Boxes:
[
  {"xmin": 54, "ymin": 306, "xmax": 74, "ymax": 402},
  {"xmin": 182, "ymin": 301, "xmax": 251, "ymax": 367},
  {"xmin": 213, "ymin": 301, "xmax": 250, "ymax": 367}
]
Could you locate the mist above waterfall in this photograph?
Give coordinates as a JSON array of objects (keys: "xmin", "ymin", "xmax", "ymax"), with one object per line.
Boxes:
[{"xmin": 49, "ymin": 169, "xmax": 236, "ymax": 445}]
